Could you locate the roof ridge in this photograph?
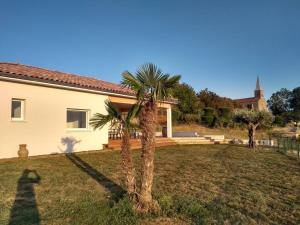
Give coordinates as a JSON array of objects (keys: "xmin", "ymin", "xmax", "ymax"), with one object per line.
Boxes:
[
  {"xmin": 0, "ymin": 61, "xmax": 124, "ymax": 86},
  {"xmin": 0, "ymin": 62, "xmax": 134, "ymax": 96},
  {"xmin": 235, "ymin": 97, "xmax": 256, "ymax": 100},
  {"xmin": 0, "ymin": 62, "xmax": 20, "ymax": 65},
  {"xmin": 1, "ymin": 62, "xmax": 102, "ymax": 80}
]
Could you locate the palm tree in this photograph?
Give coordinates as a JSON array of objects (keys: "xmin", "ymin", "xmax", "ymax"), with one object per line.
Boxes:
[
  {"xmin": 89, "ymin": 100, "xmax": 140, "ymax": 200},
  {"xmin": 122, "ymin": 63, "xmax": 181, "ymax": 211}
]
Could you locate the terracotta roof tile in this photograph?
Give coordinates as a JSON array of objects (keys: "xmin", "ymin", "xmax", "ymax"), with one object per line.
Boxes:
[
  {"xmin": 234, "ymin": 97, "xmax": 257, "ymax": 103},
  {"xmin": 0, "ymin": 62, "xmax": 135, "ymax": 96}
]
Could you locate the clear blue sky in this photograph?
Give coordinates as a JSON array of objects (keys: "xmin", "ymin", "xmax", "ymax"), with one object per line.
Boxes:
[{"xmin": 1, "ymin": 0, "xmax": 299, "ymax": 99}]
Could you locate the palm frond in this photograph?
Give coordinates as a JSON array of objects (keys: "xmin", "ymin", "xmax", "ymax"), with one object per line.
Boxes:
[
  {"xmin": 121, "ymin": 71, "xmax": 143, "ymax": 92},
  {"xmin": 164, "ymin": 75, "xmax": 181, "ymax": 89},
  {"xmin": 122, "ymin": 63, "xmax": 181, "ymax": 102},
  {"xmin": 125, "ymin": 104, "xmax": 142, "ymax": 127},
  {"xmin": 156, "ymin": 74, "xmax": 181, "ymax": 100},
  {"xmin": 89, "ymin": 113, "xmax": 116, "ymax": 130},
  {"xmin": 105, "ymin": 100, "xmax": 122, "ymax": 121},
  {"xmin": 89, "ymin": 100, "xmax": 122, "ymax": 130}
]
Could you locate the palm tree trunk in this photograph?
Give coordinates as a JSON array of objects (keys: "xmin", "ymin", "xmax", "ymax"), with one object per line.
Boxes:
[
  {"xmin": 248, "ymin": 124, "xmax": 257, "ymax": 148},
  {"xmin": 137, "ymin": 101, "xmax": 157, "ymax": 211},
  {"xmin": 121, "ymin": 129, "xmax": 137, "ymax": 200}
]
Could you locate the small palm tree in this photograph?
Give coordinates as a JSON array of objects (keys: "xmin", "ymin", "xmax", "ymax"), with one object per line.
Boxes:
[
  {"xmin": 90, "ymin": 100, "xmax": 140, "ymax": 199},
  {"xmin": 122, "ymin": 63, "xmax": 180, "ymax": 211}
]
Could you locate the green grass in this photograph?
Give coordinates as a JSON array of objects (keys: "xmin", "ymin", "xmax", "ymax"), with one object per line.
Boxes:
[
  {"xmin": 173, "ymin": 124, "xmax": 272, "ymax": 140},
  {"xmin": 0, "ymin": 145, "xmax": 299, "ymax": 225}
]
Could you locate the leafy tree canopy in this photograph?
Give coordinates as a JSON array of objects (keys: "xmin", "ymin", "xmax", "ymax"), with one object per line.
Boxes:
[
  {"xmin": 290, "ymin": 87, "xmax": 300, "ymax": 112},
  {"xmin": 234, "ymin": 109, "xmax": 273, "ymax": 127},
  {"xmin": 267, "ymin": 88, "xmax": 291, "ymax": 115},
  {"xmin": 172, "ymin": 83, "xmax": 200, "ymax": 114},
  {"xmin": 197, "ymin": 88, "xmax": 239, "ymax": 109},
  {"xmin": 233, "ymin": 109, "xmax": 273, "ymax": 148}
]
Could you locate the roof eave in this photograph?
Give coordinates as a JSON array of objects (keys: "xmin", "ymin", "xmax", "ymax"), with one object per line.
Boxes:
[
  {"xmin": 0, "ymin": 72, "xmax": 178, "ymax": 105},
  {"xmin": 0, "ymin": 71, "xmax": 136, "ymax": 98}
]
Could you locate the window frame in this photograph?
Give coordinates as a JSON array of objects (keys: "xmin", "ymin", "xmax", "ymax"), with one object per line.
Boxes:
[
  {"xmin": 247, "ymin": 104, "xmax": 253, "ymax": 110},
  {"xmin": 11, "ymin": 99, "xmax": 25, "ymax": 121},
  {"xmin": 66, "ymin": 108, "xmax": 90, "ymax": 131}
]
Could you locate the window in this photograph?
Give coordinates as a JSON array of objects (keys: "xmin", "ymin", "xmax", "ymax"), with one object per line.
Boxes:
[
  {"xmin": 67, "ymin": 109, "xmax": 88, "ymax": 129},
  {"xmin": 247, "ymin": 104, "xmax": 253, "ymax": 110},
  {"xmin": 11, "ymin": 99, "xmax": 25, "ymax": 120}
]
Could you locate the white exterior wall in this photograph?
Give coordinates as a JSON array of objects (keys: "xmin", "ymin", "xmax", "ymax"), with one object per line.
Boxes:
[
  {"xmin": 0, "ymin": 80, "xmax": 109, "ymax": 159},
  {"xmin": 166, "ymin": 107, "xmax": 172, "ymax": 138}
]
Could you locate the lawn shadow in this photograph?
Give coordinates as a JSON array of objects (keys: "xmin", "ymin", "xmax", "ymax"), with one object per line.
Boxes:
[
  {"xmin": 8, "ymin": 169, "xmax": 41, "ymax": 225},
  {"xmin": 61, "ymin": 137, "xmax": 125, "ymax": 201}
]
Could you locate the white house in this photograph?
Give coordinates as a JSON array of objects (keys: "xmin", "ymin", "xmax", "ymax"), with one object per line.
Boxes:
[{"xmin": 0, "ymin": 62, "xmax": 174, "ymax": 159}]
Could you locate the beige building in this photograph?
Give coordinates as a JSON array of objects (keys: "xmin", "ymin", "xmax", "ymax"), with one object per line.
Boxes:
[
  {"xmin": 0, "ymin": 62, "xmax": 173, "ymax": 159},
  {"xmin": 234, "ymin": 77, "xmax": 268, "ymax": 111}
]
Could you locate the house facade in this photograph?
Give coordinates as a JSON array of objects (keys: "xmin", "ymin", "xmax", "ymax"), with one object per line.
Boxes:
[
  {"xmin": 234, "ymin": 77, "xmax": 268, "ymax": 111},
  {"xmin": 0, "ymin": 63, "xmax": 173, "ymax": 159}
]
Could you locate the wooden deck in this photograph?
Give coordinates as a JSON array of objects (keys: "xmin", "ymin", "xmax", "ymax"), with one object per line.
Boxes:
[{"xmin": 105, "ymin": 138, "xmax": 177, "ymax": 150}]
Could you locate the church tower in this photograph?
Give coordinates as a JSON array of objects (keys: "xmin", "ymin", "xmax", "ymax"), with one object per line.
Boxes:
[
  {"xmin": 234, "ymin": 77, "xmax": 268, "ymax": 111},
  {"xmin": 254, "ymin": 77, "xmax": 264, "ymax": 99}
]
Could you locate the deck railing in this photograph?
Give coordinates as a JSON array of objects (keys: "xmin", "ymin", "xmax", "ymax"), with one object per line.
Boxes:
[{"xmin": 109, "ymin": 128, "xmax": 141, "ymax": 140}]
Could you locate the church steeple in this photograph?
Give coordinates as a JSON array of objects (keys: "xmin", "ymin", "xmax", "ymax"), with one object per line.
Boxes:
[
  {"xmin": 256, "ymin": 76, "xmax": 261, "ymax": 90},
  {"xmin": 254, "ymin": 76, "xmax": 264, "ymax": 99}
]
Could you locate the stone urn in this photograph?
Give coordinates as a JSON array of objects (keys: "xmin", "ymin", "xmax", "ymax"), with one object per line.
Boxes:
[{"xmin": 18, "ymin": 144, "xmax": 29, "ymax": 158}]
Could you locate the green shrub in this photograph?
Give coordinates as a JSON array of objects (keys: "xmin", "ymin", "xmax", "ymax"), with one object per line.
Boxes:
[
  {"xmin": 202, "ymin": 116, "xmax": 215, "ymax": 127},
  {"xmin": 202, "ymin": 107, "xmax": 215, "ymax": 127},
  {"xmin": 218, "ymin": 107, "xmax": 231, "ymax": 118},
  {"xmin": 180, "ymin": 113, "xmax": 201, "ymax": 124},
  {"xmin": 172, "ymin": 106, "xmax": 201, "ymax": 124},
  {"xmin": 203, "ymin": 107, "xmax": 214, "ymax": 115},
  {"xmin": 273, "ymin": 115, "xmax": 285, "ymax": 127},
  {"xmin": 217, "ymin": 107, "xmax": 232, "ymax": 128},
  {"xmin": 172, "ymin": 108, "xmax": 181, "ymax": 125}
]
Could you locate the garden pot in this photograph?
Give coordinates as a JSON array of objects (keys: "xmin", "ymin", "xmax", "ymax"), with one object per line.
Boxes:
[{"xmin": 18, "ymin": 144, "xmax": 29, "ymax": 158}]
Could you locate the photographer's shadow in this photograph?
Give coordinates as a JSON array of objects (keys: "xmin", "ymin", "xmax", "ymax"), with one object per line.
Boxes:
[{"xmin": 9, "ymin": 169, "xmax": 41, "ymax": 225}]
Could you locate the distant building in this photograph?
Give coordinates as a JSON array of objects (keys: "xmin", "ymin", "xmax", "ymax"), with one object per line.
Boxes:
[{"xmin": 234, "ymin": 77, "xmax": 268, "ymax": 111}]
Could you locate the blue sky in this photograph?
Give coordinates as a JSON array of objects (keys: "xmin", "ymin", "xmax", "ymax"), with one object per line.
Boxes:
[{"xmin": 0, "ymin": 0, "xmax": 299, "ymax": 99}]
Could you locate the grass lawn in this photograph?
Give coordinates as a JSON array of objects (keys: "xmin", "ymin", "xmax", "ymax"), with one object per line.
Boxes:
[
  {"xmin": 0, "ymin": 145, "xmax": 299, "ymax": 225},
  {"xmin": 173, "ymin": 124, "xmax": 272, "ymax": 140}
]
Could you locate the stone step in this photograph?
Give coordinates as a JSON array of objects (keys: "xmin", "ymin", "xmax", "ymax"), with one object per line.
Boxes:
[
  {"xmin": 174, "ymin": 140, "xmax": 213, "ymax": 145},
  {"xmin": 172, "ymin": 137, "xmax": 207, "ymax": 141},
  {"xmin": 106, "ymin": 138, "xmax": 176, "ymax": 150}
]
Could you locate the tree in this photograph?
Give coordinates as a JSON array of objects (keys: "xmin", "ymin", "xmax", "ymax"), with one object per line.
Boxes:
[
  {"xmin": 267, "ymin": 88, "xmax": 291, "ymax": 115},
  {"xmin": 202, "ymin": 107, "xmax": 215, "ymax": 127},
  {"xmin": 172, "ymin": 83, "xmax": 200, "ymax": 123},
  {"xmin": 122, "ymin": 63, "xmax": 180, "ymax": 212},
  {"xmin": 273, "ymin": 115, "xmax": 285, "ymax": 127},
  {"xmin": 89, "ymin": 100, "xmax": 140, "ymax": 200},
  {"xmin": 233, "ymin": 109, "xmax": 273, "ymax": 148},
  {"xmin": 217, "ymin": 107, "xmax": 232, "ymax": 127},
  {"xmin": 290, "ymin": 87, "xmax": 300, "ymax": 113},
  {"xmin": 197, "ymin": 88, "xmax": 239, "ymax": 109}
]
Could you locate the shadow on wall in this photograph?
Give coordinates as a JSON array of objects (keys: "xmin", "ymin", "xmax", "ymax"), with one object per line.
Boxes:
[
  {"xmin": 61, "ymin": 137, "xmax": 82, "ymax": 153},
  {"xmin": 61, "ymin": 137, "xmax": 125, "ymax": 201},
  {"xmin": 9, "ymin": 170, "xmax": 41, "ymax": 225}
]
